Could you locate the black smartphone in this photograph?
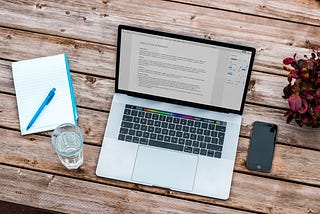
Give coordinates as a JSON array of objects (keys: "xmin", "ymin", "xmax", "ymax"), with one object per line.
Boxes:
[{"xmin": 246, "ymin": 121, "xmax": 278, "ymax": 172}]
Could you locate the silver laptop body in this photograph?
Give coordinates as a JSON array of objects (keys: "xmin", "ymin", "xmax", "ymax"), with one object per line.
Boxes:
[{"xmin": 96, "ymin": 25, "xmax": 255, "ymax": 200}]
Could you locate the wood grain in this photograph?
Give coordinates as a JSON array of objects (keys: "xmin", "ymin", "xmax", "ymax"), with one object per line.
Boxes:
[
  {"xmin": 0, "ymin": 128, "xmax": 319, "ymax": 213},
  {"xmin": 0, "ymin": 1, "xmax": 319, "ymax": 75},
  {"xmin": 0, "ymin": 165, "xmax": 247, "ymax": 214},
  {"xmin": 177, "ymin": 0, "xmax": 320, "ymax": 26}
]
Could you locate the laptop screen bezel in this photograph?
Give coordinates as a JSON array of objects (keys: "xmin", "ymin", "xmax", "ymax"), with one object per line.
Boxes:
[{"xmin": 115, "ymin": 25, "xmax": 256, "ymax": 115}]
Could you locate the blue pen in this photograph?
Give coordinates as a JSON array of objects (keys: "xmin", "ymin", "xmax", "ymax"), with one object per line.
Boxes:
[{"xmin": 26, "ymin": 88, "xmax": 56, "ymax": 131}]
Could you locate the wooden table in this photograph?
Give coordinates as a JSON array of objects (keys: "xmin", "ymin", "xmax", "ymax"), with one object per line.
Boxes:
[{"xmin": 0, "ymin": 1, "xmax": 319, "ymax": 213}]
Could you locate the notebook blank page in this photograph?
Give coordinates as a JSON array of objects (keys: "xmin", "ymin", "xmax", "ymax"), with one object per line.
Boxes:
[{"xmin": 12, "ymin": 54, "xmax": 75, "ymax": 135}]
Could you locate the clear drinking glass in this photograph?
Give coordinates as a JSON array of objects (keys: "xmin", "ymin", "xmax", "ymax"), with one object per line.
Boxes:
[{"xmin": 51, "ymin": 123, "xmax": 84, "ymax": 170}]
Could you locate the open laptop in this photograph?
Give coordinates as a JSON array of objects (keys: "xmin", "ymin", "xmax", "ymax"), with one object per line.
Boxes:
[{"xmin": 96, "ymin": 25, "xmax": 255, "ymax": 200}]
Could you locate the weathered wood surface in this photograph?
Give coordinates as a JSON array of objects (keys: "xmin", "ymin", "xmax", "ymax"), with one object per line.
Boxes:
[
  {"xmin": 0, "ymin": 128, "xmax": 319, "ymax": 213},
  {"xmin": 178, "ymin": 0, "xmax": 320, "ymax": 26},
  {"xmin": 1, "ymin": 1, "xmax": 319, "ymax": 76},
  {"xmin": 0, "ymin": 0, "xmax": 319, "ymax": 213}
]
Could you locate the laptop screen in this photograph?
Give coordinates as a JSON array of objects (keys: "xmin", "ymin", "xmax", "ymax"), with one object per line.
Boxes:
[{"xmin": 116, "ymin": 25, "xmax": 255, "ymax": 114}]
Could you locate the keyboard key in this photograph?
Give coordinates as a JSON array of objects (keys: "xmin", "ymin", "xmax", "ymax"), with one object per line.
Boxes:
[
  {"xmin": 197, "ymin": 135, "xmax": 204, "ymax": 141},
  {"xmin": 180, "ymin": 119, "xmax": 187, "ymax": 125},
  {"xmin": 161, "ymin": 122, "xmax": 168, "ymax": 128},
  {"xmin": 194, "ymin": 121, "xmax": 201, "ymax": 127},
  {"xmin": 133, "ymin": 117, "xmax": 140, "ymax": 123},
  {"xmin": 152, "ymin": 114, "xmax": 159, "ymax": 120},
  {"xmin": 119, "ymin": 128, "xmax": 129, "ymax": 134},
  {"xmin": 157, "ymin": 134, "xmax": 164, "ymax": 141},
  {"xmin": 166, "ymin": 116, "xmax": 173, "ymax": 122},
  {"xmin": 204, "ymin": 136, "xmax": 211, "ymax": 142},
  {"xmin": 123, "ymin": 115, "xmax": 133, "ymax": 122},
  {"xmin": 182, "ymin": 126, "xmax": 189, "ymax": 132},
  {"xmin": 207, "ymin": 150, "xmax": 214, "ymax": 157},
  {"xmin": 125, "ymin": 135, "xmax": 133, "ymax": 142},
  {"xmin": 185, "ymin": 140, "xmax": 192, "ymax": 146},
  {"xmin": 214, "ymin": 152, "xmax": 222, "ymax": 158},
  {"xmin": 147, "ymin": 120, "xmax": 154, "ymax": 126},
  {"xmin": 145, "ymin": 112, "xmax": 152, "ymax": 118},
  {"xmin": 133, "ymin": 124, "xmax": 140, "ymax": 130},
  {"xmin": 201, "ymin": 122, "xmax": 208, "ymax": 129},
  {"xmin": 124, "ymin": 108, "xmax": 131, "ymax": 115},
  {"xmin": 143, "ymin": 132, "xmax": 150, "ymax": 138},
  {"xmin": 138, "ymin": 111, "xmax": 145, "ymax": 117},
  {"xmin": 183, "ymin": 132, "xmax": 190, "ymax": 139},
  {"xmin": 140, "ymin": 118, "xmax": 147, "ymax": 124},
  {"xmin": 187, "ymin": 120, "xmax": 194, "ymax": 126},
  {"xmin": 176, "ymin": 124, "xmax": 182, "ymax": 131},
  {"xmin": 176, "ymin": 131, "xmax": 183, "ymax": 138},
  {"xmin": 192, "ymin": 141, "xmax": 199, "ymax": 148},
  {"xmin": 190, "ymin": 134, "xmax": 196, "ymax": 140},
  {"xmin": 169, "ymin": 130, "xmax": 175, "ymax": 136},
  {"xmin": 150, "ymin": 133, "xmax": 157, "ymax": 139},
  {"xmin": 140, "ymin": 125, "xmax": 147, "ymax": 131},
  {"xmin": 159, "ymin": 115, "xmax": 166, "ymax": 121},
  {"xmin": 211, "ymin": 131, "xmax": 217, "ymax": 137},
  {"xmin": 136, "ymin": 130, "xmax": 142, "ymax": 137},
  {"xmin": 121, "ymin": 121, "xmax": 133, "ymax": 128},
  {"xmin": 200, "ymin": 142, "xmax": 207, "ymax": 148},
  {"xmin": 173, "ymin": 118, "xmax": 180, "ymax": 124},
  {"xmin": 208, "ymin": 123, "xmax": 215, "ymax": 130},
  {"xmin": 204, "ymin": 129, "xmax": 210, "ymax": 136},
  {"xmin": 207, "ymin": 144, "xmax": 222, "ymax": 151},
  {"xmin": 184, "ymin": 146, "xmax": 192, "ymax": 153},
  {"xmin": 133, "ymin": 137, "xmax": 140, "ymax": 143},
  {"xmin": 178, "ymin": 138, "xmax": 185, "ymax": 145},
  {"xmin": 190, "ymin": 127, "xmax": 196, "ymax": 133},
  {"xmin": 148, "ymin": 126, "xmax": 154, "ymax": 132},
  {"xmin": 131, "ymin": 110, "xmax": 138, "ymax": 116},
  {"xmin": 155, "ymin": 127, "xmax": 161, "ymax": 133},
  {"xmin": 211, "ymin": 137, "xmax": 218, "ymax": 144},
  {"xmin": 164, "ymin": 136, "xmax": 171, "ymax": 142},
  {"xmin": 200, "ymin": 149, "xmax": 207, "ymax": 156},
  {"xmin": 149, "ymin": 140, "xmax": 183, "ymax": 151},
  {"xmin": 140, "ymin": 138, "xmax": 148, "ymax": 145},
  {"xmin": 128, "ymin": 129, "xmax": 135, "ymax": 136},
  {"xmin": 171, "ymin": 137, "xmax": 178, "ymax": 143},
  {"xmin": 196, "ymin": 128, "xmax": 203, "ymax": 135},
  {"xmin": 168, "ymin": 123, "xmax": 175, "ymax": 129},
  {"xmin": 193, "ymin": 148, "xmax": 200, "ymax": 154},
  {"xmin": 118, "ymin": 134, "xmax": 125, "ymax": 141},
  {"xmin": 154, "ymin": 121, "xmax": 161, "ymax": 127},
  {"xmin": 216, "ymin": 125, "xmax": 226, "ymax": 132},
  {"xmin": 162, "ymin": 129, "xmax": 169, "ymax": 135}
]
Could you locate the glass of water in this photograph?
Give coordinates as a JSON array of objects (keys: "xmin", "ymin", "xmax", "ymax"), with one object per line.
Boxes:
[{"xmin": 51, "ymin": 123, "xmax": 84, "ymax": 170}]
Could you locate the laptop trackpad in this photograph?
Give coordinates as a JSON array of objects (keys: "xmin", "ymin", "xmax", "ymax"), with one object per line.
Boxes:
[{"xmin": 132, "ymin": 146, "xmax": 198, "ymax": 191}]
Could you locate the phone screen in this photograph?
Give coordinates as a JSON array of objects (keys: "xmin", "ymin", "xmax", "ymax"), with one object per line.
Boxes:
[{"xmin": 246, "ymin": 121, "xmax": 277, "ymax": 172}]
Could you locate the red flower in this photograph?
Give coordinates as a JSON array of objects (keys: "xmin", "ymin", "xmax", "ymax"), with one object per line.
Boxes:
[{"xmin": 283, "ymin": 57, "xmax": 294, "ymax": 65}]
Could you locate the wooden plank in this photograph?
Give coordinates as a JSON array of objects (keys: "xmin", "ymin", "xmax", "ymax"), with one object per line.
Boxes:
[
  {"xmin": 235, "ymin": 138, "xmax": 320, "ymax": 185},
  {"xmin": 0, "ymin": 1, "xmax": 318, "ymax": 75},
  {"xmin": 1, "ymin": 90, "xmax": 319, "ymax": 150},
  {"xmin": 0, "ymin": 165, "xmax": 247, "ymax": 214},
  {"xmin": 0, "ymin": 27, "xmax": 116, "ymax": 78},
  {"xmin": 0, "ymin": 92, "xmax": 107, "ymax": 145},
  {"xmin": 0, "ymin": 126, "xmax": 318, "ymax": 187},
  {"xmin": 176, "ymin": 0, "xmax": 320, "ymax": 26},
  {"xmin": 0, "ymin": 129, "xmax": 319, "ymax": 213}
]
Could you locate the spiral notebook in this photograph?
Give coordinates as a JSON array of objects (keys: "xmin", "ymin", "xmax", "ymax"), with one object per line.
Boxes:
[{"xmin": 12, "ymin": 53, "xmax": 78, "ymax": 135}]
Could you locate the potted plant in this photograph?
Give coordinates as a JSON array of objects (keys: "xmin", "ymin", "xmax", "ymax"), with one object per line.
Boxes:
[{"xmin": 282, "ymin": 47, "xmax": 320, "ymax": 127}]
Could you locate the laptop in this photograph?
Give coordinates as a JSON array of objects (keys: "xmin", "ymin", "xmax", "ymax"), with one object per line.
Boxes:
[{"xmin": 96, "ymin": 25, "xmax": 255, "ymax": 200}]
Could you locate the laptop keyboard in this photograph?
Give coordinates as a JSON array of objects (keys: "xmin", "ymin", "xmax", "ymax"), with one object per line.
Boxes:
[{"xmin": 118, "ymin": 104, "xmax": 227, "ymax": 159}]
